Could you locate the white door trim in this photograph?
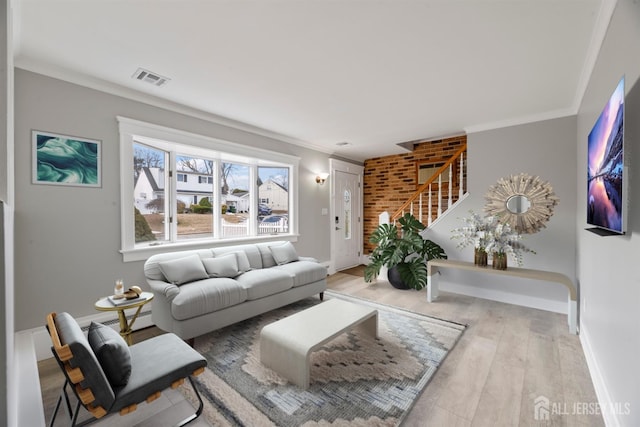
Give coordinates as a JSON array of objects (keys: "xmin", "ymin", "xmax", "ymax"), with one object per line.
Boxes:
[{"xmin": 329, "ymin": 159, "xmax": 364, "ymax": 275}]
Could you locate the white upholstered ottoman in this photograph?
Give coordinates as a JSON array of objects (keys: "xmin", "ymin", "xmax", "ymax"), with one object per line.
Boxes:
[{"xmin": 259, "ymin": 298, "xmax": 378, "ymax": 389}]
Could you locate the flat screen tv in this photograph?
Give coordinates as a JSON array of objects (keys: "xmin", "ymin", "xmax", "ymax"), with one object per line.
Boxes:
[{"xmin": 587, "ymin": 76, "xmax": 626, "ymax": 235}]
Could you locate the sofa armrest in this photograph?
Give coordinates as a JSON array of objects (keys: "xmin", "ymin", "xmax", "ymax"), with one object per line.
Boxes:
[
  {"xmin": 148, "ymin": 280, "xmax": 180, "ymax": 301},
  {"xmin": 298, "ymin": 256, "xmax": 319, "ymax": 263}
]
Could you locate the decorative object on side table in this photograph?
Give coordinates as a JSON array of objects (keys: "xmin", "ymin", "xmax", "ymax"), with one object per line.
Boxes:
[
  {"xmin": 364, "ymin": 213, "xmax": 447, "ymax": 290},
  {"xmin": 95, "ymin": 289, "xmax": 153, "ymax": 345},
  {"xmin": 451, "ymin": 210, "xmax": 495, "ymax": 266},
  {"xmin": 474, "ymin": 247, "xmax": 488, "ymax": 266},
  {"xmin": 452, "ymin": 210, "xmax": 535, "ymax": 270}
]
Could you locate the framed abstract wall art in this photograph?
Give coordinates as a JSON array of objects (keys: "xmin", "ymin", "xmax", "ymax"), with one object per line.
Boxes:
[{"xmin": 32, "ymin": 130, "xmax": 101, "ymax": 187}]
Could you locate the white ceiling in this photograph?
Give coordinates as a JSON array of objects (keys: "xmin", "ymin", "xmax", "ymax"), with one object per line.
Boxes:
[{"xmin": 14, "ymin": 0, "xmax": 609, "ymax": 162}]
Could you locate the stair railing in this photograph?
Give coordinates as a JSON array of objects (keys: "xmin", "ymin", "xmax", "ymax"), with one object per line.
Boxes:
[{"xmin": 391, "ymin": 143, "xmax": 467, "ymax": 226}]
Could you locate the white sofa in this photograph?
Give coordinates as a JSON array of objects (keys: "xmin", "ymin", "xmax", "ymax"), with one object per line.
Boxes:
[{"xmin": 143, "ymin": 241, "xmax": 327, "ymax": 340}]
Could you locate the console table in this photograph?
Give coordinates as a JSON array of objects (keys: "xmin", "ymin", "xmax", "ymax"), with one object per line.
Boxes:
[{"xmin": 426, "ymin": 259, "xmax": 577, "ymax": 334}]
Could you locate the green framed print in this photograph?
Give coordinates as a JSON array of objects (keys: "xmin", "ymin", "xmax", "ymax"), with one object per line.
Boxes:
[{"xmin": 32, "ymin": 130, "xmax": 101, "ymax": 187}]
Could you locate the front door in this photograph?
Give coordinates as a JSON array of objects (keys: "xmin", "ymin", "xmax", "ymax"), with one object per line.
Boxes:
[{"xmin": 333, "ymin": 169, "xmax": 361, "ymax": 271}]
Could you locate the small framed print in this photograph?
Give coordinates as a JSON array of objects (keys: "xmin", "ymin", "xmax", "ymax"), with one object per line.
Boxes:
[{"xmin": 32, "ymin": 130, "xmax": 101, "ymax": 187}]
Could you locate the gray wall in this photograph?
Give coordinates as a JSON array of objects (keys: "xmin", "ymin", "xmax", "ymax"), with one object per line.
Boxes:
[
  {"xmin": 14, "ymin": 69, "xmax": 332, "ymax": 331},
  {"xmin": 576, "ymin": 0, "xmax": 640, "ymax": 425},
  {"xmin": 428, "ymin": 116, "xmax": 577, "ymax": 311},
  {"xmin": 1, "ymin": 0, "xmax": 14, "ymax": 425}
]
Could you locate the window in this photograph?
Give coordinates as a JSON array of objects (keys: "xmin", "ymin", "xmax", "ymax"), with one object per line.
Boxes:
[
  {"xmin": 258, "ymin": 166, "xmax": 289, "ymax": 235},
  {"xmin": 343, "ymin": 189, "xmax": 351, "ymax": 240},
  {"xmin": 176, "ymin": 154, "xmax": 214, "ymax": 240},
  {"xmin": 417, "ymin": 161, "xmax": 449, "ymax": 185},
  {"xmin": 119, "ymin": 117, "xmax": 299, "ymax": 261}
]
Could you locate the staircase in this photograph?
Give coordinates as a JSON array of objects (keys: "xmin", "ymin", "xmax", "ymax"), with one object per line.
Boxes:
[{"xmin": 389, "ymin": 143, "xmax": 468, "ymax": 227}]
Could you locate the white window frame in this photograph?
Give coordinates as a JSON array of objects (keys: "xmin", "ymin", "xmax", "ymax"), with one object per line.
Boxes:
[{"xmin": 118, "ymin": 116, "xmax": 299, "ymax": 262}]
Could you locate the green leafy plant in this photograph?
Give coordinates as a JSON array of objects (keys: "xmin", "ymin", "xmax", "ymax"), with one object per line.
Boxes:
[
  {"xmin": 134, "ymin": 208, "xmax": 156, "ymax": 242},
  {"xmin": 191, "ymin": 198, "xmax": 213, "ymax": 214},
  {"xmin": 364, "ymin": 213, "xmax": 447, "ymax": 290}
]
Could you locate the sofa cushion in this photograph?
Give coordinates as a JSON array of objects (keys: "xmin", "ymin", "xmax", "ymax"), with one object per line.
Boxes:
[
  {"xmin": 211, "ymin": 245, "xmax": 263, "ymax": 270},
  {"xmin": 202, "ymin": 253, "xmax": 239, "ymax": 278},
  {"xmin": 88, "ymin": 322, "xmax": 132, "ymax": 387},
  {"xmin": 170, "ymin": 278, "xmax": 247, "ymax": 320},
  {"xmin": 158, "ymin": 254, "xmax": 209, "ymax": 285},
  {"xmin": 232, "ymin": 251, "xmax": 252, "ymax": 273},
  {"xmin": 256, "ymin": 243, "xmax": 278, "ymax": 268},
  {"xmin": 273, "ymin": 260, "xmax": 327, "ymax": 287},
  {"xmin": 269, "ymin": 241, "xmax": 299, "ymax": 265},
  {"xmin": 234, "ymin": 269, "xmax": 294, "ymax": 300}
]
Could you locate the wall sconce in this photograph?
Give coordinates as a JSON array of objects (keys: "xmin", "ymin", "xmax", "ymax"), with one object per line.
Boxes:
[{"xmin": 316, "ymin": 172, "xmax": 329, "ymax": 185}]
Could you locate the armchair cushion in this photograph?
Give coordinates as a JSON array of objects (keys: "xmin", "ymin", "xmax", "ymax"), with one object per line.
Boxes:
[
  {"xmin": 110, "ymin": 333, "xmax": 207, "ymax": 412},
  {"xmin": 88, "ymin": 322, "xmax": 132, "ymax": 387},
  {"xmin": 49, "ymin": 312, "xmax": 115, "ymax": 411}
]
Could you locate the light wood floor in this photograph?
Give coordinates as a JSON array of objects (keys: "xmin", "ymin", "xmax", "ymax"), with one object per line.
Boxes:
[{"xmin": 39, "ymin": 270, "xmax": 603, "ymax": 426}]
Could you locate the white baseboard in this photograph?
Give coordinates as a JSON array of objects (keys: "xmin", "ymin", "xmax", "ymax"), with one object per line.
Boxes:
[
  {"xmin": 439, "ymin": 281, "xmax": 567, "ymax": 314},
  {"xmin": 580, "ymin": 323, "xmax": 620, "ymax": 427},
  {"xmin": 24, "ymin": 305, "xmax": 155, "ymax": 362}
]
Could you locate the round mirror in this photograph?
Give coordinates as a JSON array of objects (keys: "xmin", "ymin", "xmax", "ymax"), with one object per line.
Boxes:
[
  {"xmin": 506, "ymin": 195, "xmax": 531, "ymax": 214},
  {"xmin": 484, "ymin": 173, "xmax": 558, "ymax": 234}
]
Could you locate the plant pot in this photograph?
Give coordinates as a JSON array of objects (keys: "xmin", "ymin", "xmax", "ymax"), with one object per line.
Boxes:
[
  {"xmin": 492, "ymin": 253, "xmax": 507, "ymax": 270},
  {"xmin": 474, "ymin": 248, "xmax": 488, "ymax": 266},
  {"xmin": 387, "ymin": 266, "xmax": 410, "ymax": 290}
]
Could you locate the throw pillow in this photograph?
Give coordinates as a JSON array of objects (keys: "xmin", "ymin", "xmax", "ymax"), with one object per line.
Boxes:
[
  {"xmin": 158, "ymin": 254, "xmax": 208, "ymax": 285},
  {"xmin": 202, "ymin": 253, "xmax": 239, "ymax": 278},
  {"xmin": 87, "ymin": 322, "xmax": 132, "ymax": 387},
  {"xmin": 269, "ymin": 241, "xmax": 299, "ymax": 265},
  {"xmin": 232, "ymin": 251, "xmax": 252, "ymax": 273}
]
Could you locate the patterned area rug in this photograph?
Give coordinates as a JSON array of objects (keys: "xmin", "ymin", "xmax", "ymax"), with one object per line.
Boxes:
[{"xmin": 182, "ymin": 291, "xmax": 466, "ymax": 426}]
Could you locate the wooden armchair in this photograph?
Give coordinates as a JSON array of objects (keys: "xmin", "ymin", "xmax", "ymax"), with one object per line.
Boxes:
[{"xmin": 45, "ymin": 312, "xmax": 207, "ymax": 427}]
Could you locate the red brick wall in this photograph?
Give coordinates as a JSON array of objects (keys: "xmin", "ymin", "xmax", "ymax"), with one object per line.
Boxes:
[{"xmin": 363, "ymin": 135, "xmax": 467, "ymax": 254}]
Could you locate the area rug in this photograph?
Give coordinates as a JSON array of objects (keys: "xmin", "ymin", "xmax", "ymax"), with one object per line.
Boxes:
[{"xmin": 182, "ymin": 291, "xmax": 466, "ymax": 426}]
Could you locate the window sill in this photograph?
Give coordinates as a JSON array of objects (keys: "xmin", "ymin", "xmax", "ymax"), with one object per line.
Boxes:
[{"xmin": 120, "ymin": 234, "xmax": 299, "ymax": 262}]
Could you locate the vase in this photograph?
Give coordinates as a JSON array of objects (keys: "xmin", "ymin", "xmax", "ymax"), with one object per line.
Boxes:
[
  {"xmin": 492, "ymin": 252, "xmax": 507, "ymax": 270},
  {"xmin": 474, "ymin": 248, "xmax": 488, "ymax": 266},
  {"xmin": 387, "ymin": 265, "xmax": 411, "ymax": 290}
]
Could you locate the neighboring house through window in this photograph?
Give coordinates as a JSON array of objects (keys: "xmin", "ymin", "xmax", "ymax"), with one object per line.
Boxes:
[{"xmin": 121, "ymin": 117, "xmax": 299, "ymax": 261}]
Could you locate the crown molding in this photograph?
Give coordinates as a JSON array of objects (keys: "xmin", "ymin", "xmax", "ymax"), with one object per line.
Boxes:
[
  {"xmin": 464, "ymin": 107, "xmax": 575, "ymax": 135},
  {"xmin": 571, "ymin": 0, "xmax": 618, "ymax": 112},
  {"xmin": 14, "ymin": 58, "xmax": 335, "ymax": 156}
]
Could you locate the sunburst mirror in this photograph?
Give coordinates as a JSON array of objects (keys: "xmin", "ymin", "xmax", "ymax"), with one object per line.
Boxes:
[{"xmin": 484, "ymin": 173, "xmax": 559, "ymax": 234}]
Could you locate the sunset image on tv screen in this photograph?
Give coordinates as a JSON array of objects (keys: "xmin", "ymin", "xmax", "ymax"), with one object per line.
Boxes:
[{"xmin": 587, "ymin": 77, "xmax": 624, "ymax": 233}]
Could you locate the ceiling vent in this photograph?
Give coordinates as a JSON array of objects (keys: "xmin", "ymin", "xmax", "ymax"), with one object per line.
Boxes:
[{"xmin": 131, "ymin": 68, "xmax": 170, "ymax": 87}]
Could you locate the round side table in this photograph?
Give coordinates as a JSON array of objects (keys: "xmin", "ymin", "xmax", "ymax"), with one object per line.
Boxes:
[{"xmin": 94, "ymin": 291, "xmax": 154, "ymax": 345}]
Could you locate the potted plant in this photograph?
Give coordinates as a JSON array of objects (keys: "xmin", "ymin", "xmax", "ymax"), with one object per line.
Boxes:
[{"xmin": 364, "ymin": 213, "xmax": 447, "ymax": 290}]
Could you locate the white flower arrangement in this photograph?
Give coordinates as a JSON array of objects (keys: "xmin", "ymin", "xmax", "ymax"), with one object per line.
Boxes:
[
  {"xmin": 450, "ymin": 210, "xmax": 496, "ymax": 252},
  {"xmin": 452, "ymin": 210, "xmax": 535, "ymax": 266}
]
